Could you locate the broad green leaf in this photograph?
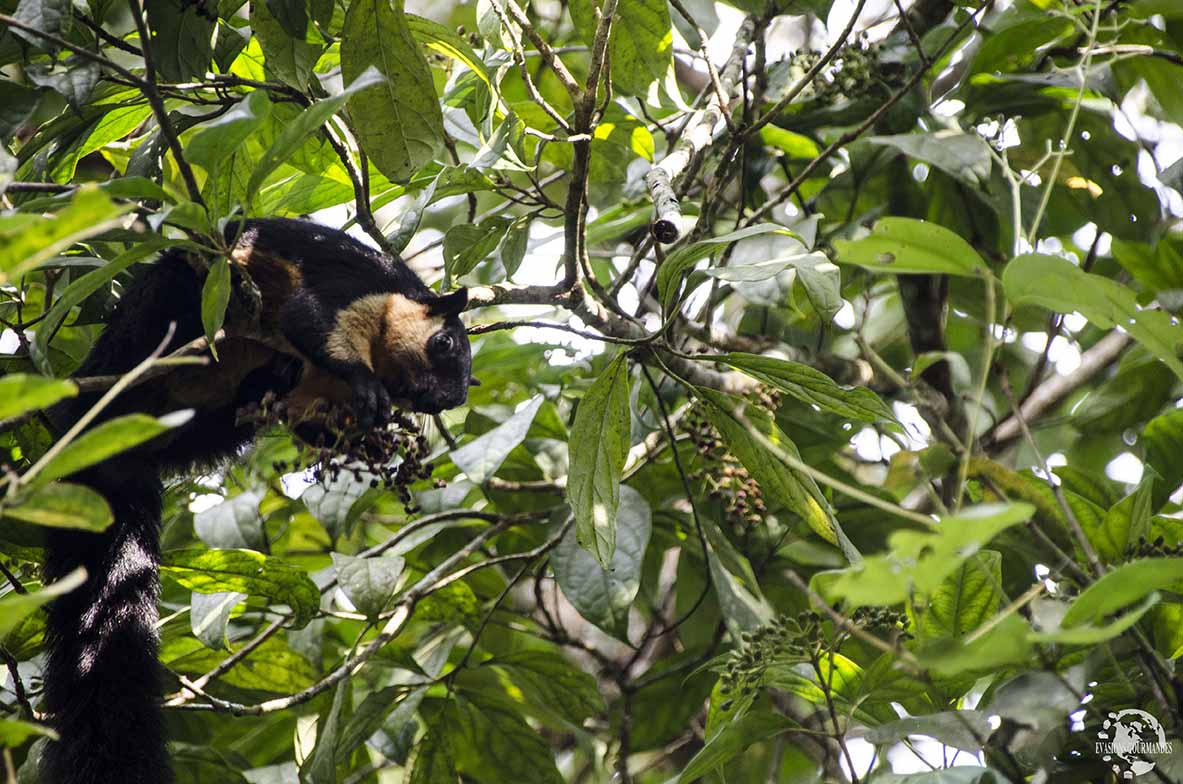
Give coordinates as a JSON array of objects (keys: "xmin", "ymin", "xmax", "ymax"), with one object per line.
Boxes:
[
  {"xmin": 863, "ymin": 710, "xmax": 990, "ymax": 753},
  {"xmin": 715, "ymin": 353, "xmax": 896, "ymax": 424},
  {"xmin": 302, "ymin": 680, "xmax": 347, "ymax": 784},
  {"xmin": 820, "ymin": 504, "xmax": 1034, "ymax": 607},
  {"xmin": 409, "ymin": 731, "xmax": 458, "ymax": 784},
  {"xmin": 339, "ymin": 686, "xmax": 426, "ymax": 764},
  {"xmin": 1092, "ymin": 479, "xmax": 1152, "ymax": 564},
  {"xmin": 0, "ymin": 374, "xmax": 76, "ymax": 420},
  {"xmin": 1142, "ymin": 408, "xmax": 1183, "ymax": 508},
  {"xmin": 1003, "ymin": 253, "xmax": 1183, "ymax": 379},
  {"xmin": 424, "ymin": 695, "xmax": 564, "ymax": 784},
  {"xmin": 552, "ymin": 487, "xmax": 651, "ymax": 639},
  {"xmin": 868, "ymin": 131, "xmax": 993, "ymax": 187},
  {"xmin": 341, "ymin": 0, "xmax": 445, "ymax": 182},
  {"xmin": 11, "ymin": 0, "xmax": 70, "ymax": 47},
  {"xmin": 406, "ymin": 14, "xmax": 491, "ymax": 87},
  {"xmin": 832, "ymin": 217, "xmax": 986, "ymax": 276},
  {"xmin": 246, "ymin": 67, "xmax": 385, "ymax": 200},
  {"xmin": 331, "ymin": 553, "xmax": 405, "ymax": 619},
  {"xmin": 0, "ymin": 186, "xmax": 131, "ymax": 283},
  {"xmin": 1031, "ymin": 592, "xmax": 1159, "ymax": 645},
  {"xmin": 201, "ymin": 256, "xmax": 232, "ymax": 358},
  {"xmin": 0, "ymin": 717, "xmax": 57, "ymax": 748},
  {"xmin": 568, "ymin": 355, "xmax": 631, "ymax": 565},
  {"xmin": 194, "ymin": 491, "xmax": 266, "ymax": 550},
  {"xmin": 1062, "ymin": 557, "xmax": 1183, "ymax": 627},
  {"xmin": 657, "ymin": 224, "xmax": 795, "ymax": 314},
  {"xmin": 443, "ymin": 217, "xmax": 511, "ymax": 280},
  {"xmin": 301, "ymin": 470, "xmax": 376, "ymax": 540},
  {"xmin": 3, "ymin": 482, "xmax": 113, "ymax": 531},
  {"xmin": 918, "ymin": 614, "xmax": 1032, "ymax": 677},
  {"xmin": 676, "ymin": 711, "xmax": 795, "ymax": 783},
  {"xmin": 707, "ymin": 545, "xmax": 774, "ymax": 634},
  {"xmin": 697, "ymin": 387, "xmax": 839, "ymax": 547},
  {"xmin": 145, "ymin": 0, "xmax": 215, "ymax": 81},
  {"xmin": 0, "ymin": 81, "xmax": 40, "ymax": 139},
  {"xmin": 37, "ymin": 412, "xmax": 189, "ymax": 483},
  {"xmin": 251, "ymin": 0, "xmax": 321, "ymax": 89},
  {"xmin": 481, "ymin": 651, "xmax": 605, "ymax": 725},
  {"xmin": 265, "ymin": 0, "xmax": 307, "ymax": 37},
  {"xmin": 49, "ymin": 104, "xmax": 153, "ymax": 182},
  {"xmin": 0, "ymin": 567, "xmax": 86, "ymax": 639},
  {"xmin": 191, "ymin": 591, "xmax": 245, "ymax": 650},
  {"xmin": 187, "ymin": 90, "xmax": 272, "ymax": 175},
  {"xmin": 450, "ymin": 395, "xmax": 543, "ymax": 483},
  {"xmin": 605, "ymin": 0, "xmax": 674, "ymax": 101},
  {"xmin": 914, "ymin": 551, "xmax": 1002, "ymax": 640},
  {"xmin": 162, "ymin": 636, "xmax": 318, "ymax": 691},
  {"xmin": 161, "ymin": 548, "xmax": 321, "ymax": 627}
]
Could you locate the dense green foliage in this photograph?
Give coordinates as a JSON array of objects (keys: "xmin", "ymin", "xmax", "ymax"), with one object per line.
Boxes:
[{"xmin": 3, "ymin": 0, "xmax": 1183, "ymax": 780}]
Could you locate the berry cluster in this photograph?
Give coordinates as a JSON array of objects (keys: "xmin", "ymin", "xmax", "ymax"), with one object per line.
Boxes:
[
  {"xmin": 717, "ymin": 614, "xmax": 814, "ymax": 711},
  {"xmin": 243, "ymin": 394, "xmax": 434, "ymax": 510},
  {"xmin": 684, "ymin": 387, "xmax": 782, "ymax": 527},
  {"xmin": 779, "ymin": 34, "xmax": 899, "ymax": 106},
  {"xmin": 1130, "ymin": 535, "xmax": 1183, "ymax": 559},
  {"xmin": 850, "ymin": 606, "xmax": 913, "ymax": 641}
]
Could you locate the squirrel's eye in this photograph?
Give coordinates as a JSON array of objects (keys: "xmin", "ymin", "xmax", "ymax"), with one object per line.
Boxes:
[{"xmin": 433, "ymin": 333, "xmax": 455, "ymax": 354}]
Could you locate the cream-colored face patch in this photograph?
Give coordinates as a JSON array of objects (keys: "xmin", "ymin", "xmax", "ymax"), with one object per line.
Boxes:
[
  {"xmin": 326, "ymin": 293, "xmax": 391, "ymax": 369},
  {"xmin": 382, "ymin": 294, "xmax": 443, "ymax": 365}
]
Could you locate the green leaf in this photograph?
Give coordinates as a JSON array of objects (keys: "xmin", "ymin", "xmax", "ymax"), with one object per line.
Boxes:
[
  {"xmin": 161, "ymin": 548, "xmax": 321, "ymax": 627},
  {"xmin": 1031, "ymin": 592, "xmax": 1160, "ymax": 645},
  {"xmin": 190, "ymin": 591, "xmax": 245, "ymax": 650},
  {"xmin": 251, "ymin": 0, "xmax": 322, "ymax": 89},
  {"xmin": 568, "ymin": 355, "xmax": 631, "ymax": 566},
  {"xmin": 604, "ymin": 0, "xmax": 674, "ymax": 100},
  {"xmin": 3, "ymin": 482, "xmax": 113, "ymax": 531},
  {"xmin": 331, "ymin": 553, "xmax": 405, "ymax": 619},
  {"xmin": 819, "ymin": 504, "xmax": 1034, "ymax": 607},
  {"xmin": 0, "ymin": 81, "xmax": 41, "ymax": 139},
  {"xmin": 302, "ymin": 680, "xmax": 347, "ymax": 784},
  {"xmin": 0, "ymin": 717, "xmax": 57, "ymax": 748},
  {"xmin": 697, "ymin": 387, "xmax": 839, "ymax": 548},
  {"xmin": 265, "ymin": 0, "xmax": 307, "ymax": 37},
  {"xmin": 145, "ymin": 0, "xmax": 215, "ymax": 81},
  {"xmin": 339, "ymin": 686, "xmax": 425, "ymax": 764},
  {"xmin": 1142, "ymin": 408, "xmax": 1183, "ymax": 509},
  {"xmin": 0, "ymin": 567, "xmax": 86, "ymax": 639},
  {"xmin": 914, "ymin": 551, "xmax": 1002, "ymax": 640},
  {"xmin": 48, "ymin": 103, "xmax": 153, "ymax": 182},
  {"xmin": 201, "ymin": 256, "xmax": 232, "ymax": 358},
  {"xmin": 657, "ymin": 224, "xmax": 795, "ymax": 314},
  {"xmin": 406, "ymin": 13, "xmax": 491, "ymax": 87},
  {"xmin": 715, "ymin": 353, "xmax": 896, "ymax": 424},
  {"xmin": 1092, "ymin": 479, "xmax": 1153, "ymax": 564},
  {"xmin": 424, "ymin": 695, "xmax": 564, "ymax": 784},
  {"xmin": 1003, "ymin": 253, "xmax": 1183, "ymax": 379},
  {"xmin": 676, "ymin": 710, "xmax": 795, "ymax": 783},
  {"xmin": 481, "ymin": 650, "xmax": 605, "ymax": 725},
  {"xmin": 450, "ymin": 395, "xmax": 543, "ymax": 483},
  {"xmin": 0, "ymin": 374, "xmax": 76, "ymax": 420},
  {"xmin": 187, "ymin": 90, "xmax": 273, "ymax": 175},
  {"xmin": 37, "ymin": 412, "xmax": 188, "ymax": 484},
  {"xmin": 918, "ymin": 614, "xmax": 1032, "ymax": 677},
  {"xmin": 162, "ymin": 636, "xmax": 318, "ymax": 691},
  {"xmin": 11, "ymin": 0, "xmax": 70, "ymax": 48},
  {"xmin": 863, "ymin": 710, "xmax": 990, "ymax": 753},
  {"xmin": 832, "ymin": 217, "xmax": 986, "ymax": 276},
  {"xmin": 707, "ymin": 545, "xmax": 774, "ymax": 634},
  {"xmin": 194, "ymin": 490, "xmax": 266, "ymax": 550},
  {"xmin": 868, "ymin": 131, "xmax": 993, "ymax": 187},
  {"xmin": 443, "ymin": 217, "xmax": 512, "ymax": 279},
  {"xmin": 552, "ymin": 486, "xmax": 651, "ymax": 639},
  {"xmin": 1061, "ymin": 557, "xmax": 1183, "ymax": 628},
  {"xmin": 409, "ymin": 731, "xmax": 458, "ymax": 784},
  {"xmin": 341, "ymin": 0, "xmax": 445, "ymax": 182},
  {"xmin": 0, "ymin": 185, "xmax": 131, "ymax": 283},
  {"xmin": 246, "ymin": 67, "xmax": 385, "ymax": 200},
  {"xmin": 301, "ymin": 470, "xmax": 376, "ymax": 540}
]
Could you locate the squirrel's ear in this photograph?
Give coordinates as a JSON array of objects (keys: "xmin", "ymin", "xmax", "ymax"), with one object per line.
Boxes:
[
  {"xmin": 428, "ymin": 287, "xmax": 468, "ymax": 317},
  {"xmin": 469, "ymin": 376, "xmax": 482, "ymax": 387}
]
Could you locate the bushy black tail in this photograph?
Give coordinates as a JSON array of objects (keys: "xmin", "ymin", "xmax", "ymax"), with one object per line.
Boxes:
[{"xmin": 43, "ymin": 472, "xmax": 172, "ymax": 784}]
